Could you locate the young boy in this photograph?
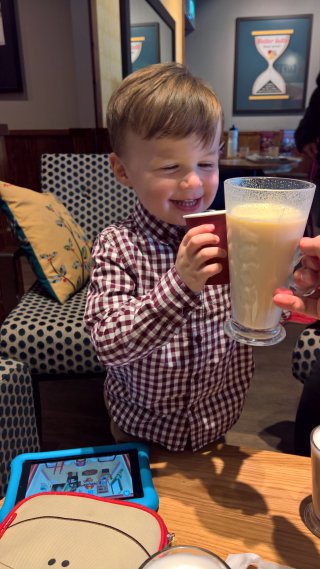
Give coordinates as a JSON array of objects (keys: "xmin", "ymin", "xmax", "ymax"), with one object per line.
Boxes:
[{"xmin": 84, "ymin": 63, "xmax": 254, "ymax": 451}]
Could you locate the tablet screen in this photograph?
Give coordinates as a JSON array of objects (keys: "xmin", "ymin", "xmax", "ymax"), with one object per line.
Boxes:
[{"xmin": 15, "ymin": 449, "xmax": 144, "ymax": 504}]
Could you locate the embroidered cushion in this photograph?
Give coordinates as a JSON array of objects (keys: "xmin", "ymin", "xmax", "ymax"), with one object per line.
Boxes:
[{"xmin": 0, "ymin": 182, "xmax": 92, "ymax": 304}]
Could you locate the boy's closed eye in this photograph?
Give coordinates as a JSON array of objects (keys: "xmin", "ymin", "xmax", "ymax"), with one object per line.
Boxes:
[
  {"xmin": 160, "ymin": 162, "xmax": 217, "ymax": 172},
  {"xmin": 160, "ymin": 164, "xmax": 179, "ymax": 171},
  {"xmin": 198, "ymin": 162, "xmax": 217, "ymax": 170}
]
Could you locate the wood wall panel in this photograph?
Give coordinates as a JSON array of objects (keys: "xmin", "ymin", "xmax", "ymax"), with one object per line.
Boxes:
[{"xmin": 0, "ymin": 128, "xmax": 112, "ymax": 192}]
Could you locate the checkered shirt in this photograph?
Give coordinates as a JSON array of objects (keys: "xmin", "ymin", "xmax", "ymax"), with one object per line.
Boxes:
[{"xmin": 84, "ymin": 202, "xmax": 254, "ymax": 451}]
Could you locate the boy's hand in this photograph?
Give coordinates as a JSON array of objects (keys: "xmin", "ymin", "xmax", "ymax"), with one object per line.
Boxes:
[
  {"xmin": 273, "ymin": 236, "xmax": 320, "ymax": 318},
  {"xmin": 176, "ymin": 224, "xmax": 227, "ymax": 293}
]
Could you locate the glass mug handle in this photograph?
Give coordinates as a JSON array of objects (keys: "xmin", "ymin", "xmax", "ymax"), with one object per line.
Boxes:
[{"xmin": 288, "ymin": 248, "xmax": 316, "ymax": 297}]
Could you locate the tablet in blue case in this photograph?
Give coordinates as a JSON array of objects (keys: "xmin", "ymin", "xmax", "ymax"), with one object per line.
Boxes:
[{"xmin": 0, "ymin": 442, "xmax": 158, "ymax": 522}]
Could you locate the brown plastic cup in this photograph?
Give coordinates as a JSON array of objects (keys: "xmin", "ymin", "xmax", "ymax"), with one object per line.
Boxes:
[{"xmin": 183, "ymin": 210, "xmax": 229, "ymax": 285}]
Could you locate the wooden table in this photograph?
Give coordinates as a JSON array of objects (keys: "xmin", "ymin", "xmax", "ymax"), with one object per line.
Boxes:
[
  {"xmin": 150, "ymin": 443, "xmax": 320, "ymax": 569},
  {"xmin": 220, "ymin": 157, "xmax": 273, "ymax": 171},
  {"xmin": 219, "ymin": 157, "xmax": 303, "ymax": 176},
  {"xmin": 0, "ymin": 444, "xmax": 318, "ymax": 568}
]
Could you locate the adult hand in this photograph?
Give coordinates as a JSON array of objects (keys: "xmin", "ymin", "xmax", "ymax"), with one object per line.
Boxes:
[
  {"xmin": 302, "ymin": 141, "xmax": 318, "ymax": 161},
  {"xmin": 273, "ymin": 236, "xmax": 320, "ymax": 318},
  {"xmin": 176, "ymin": 224, "xmax": 227, "ymax": 293}
]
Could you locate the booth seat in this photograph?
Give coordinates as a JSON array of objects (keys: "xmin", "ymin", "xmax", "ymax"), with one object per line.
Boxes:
[
  {"xmin": 0, "ymin": 153, "xmax": 136, "ymax": 438},
  {"xmin": 0, "ymin": 357, "xmax": 40, "ymax": 497}
]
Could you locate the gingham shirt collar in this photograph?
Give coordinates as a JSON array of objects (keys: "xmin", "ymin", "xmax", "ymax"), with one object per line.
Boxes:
[{"xmin": 132, "ymin": 201, "xmax": 186, "ymax": 245}]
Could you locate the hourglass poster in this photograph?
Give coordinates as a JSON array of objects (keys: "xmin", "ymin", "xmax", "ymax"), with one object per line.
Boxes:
[{"xmin": 233, "ymin": 15, "xmax": 313, "ymax": 115}]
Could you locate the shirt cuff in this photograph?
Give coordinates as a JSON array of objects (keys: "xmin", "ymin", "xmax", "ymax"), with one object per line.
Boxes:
[{"xmin": 153, "ymin": 266, "xmax": 202, "ymax": 318}]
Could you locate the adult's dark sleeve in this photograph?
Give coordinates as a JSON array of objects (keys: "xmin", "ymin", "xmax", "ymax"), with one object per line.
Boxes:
[
  {"xmin": 295, "ymin": 83, "xmax": 320, "ymax": 153},
  {"xmin": 294, "ymin": 356, "xmax": 320, "ymax": 456}
]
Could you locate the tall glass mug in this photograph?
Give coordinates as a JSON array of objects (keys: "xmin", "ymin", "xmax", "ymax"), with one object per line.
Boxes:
[
  {"xmin": 303, "ymin": 425, "xmax": 320, "ymax": 537},
  {"xmin": 224, "ymin": 177, "xmax": 315, "ymax": 346},
  {"xmin": 138, "ymin": 546, "xmax": 230, "ymax": 568}
]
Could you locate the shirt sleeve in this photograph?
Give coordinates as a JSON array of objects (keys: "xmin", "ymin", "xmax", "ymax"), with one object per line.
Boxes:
[
  {"xmin": 84, "ymin": 231, "xmax": 202, "ymax": 366},
  {"xmin": 295, "ymin": 86, "xmax": 320, "ymax": 152}
]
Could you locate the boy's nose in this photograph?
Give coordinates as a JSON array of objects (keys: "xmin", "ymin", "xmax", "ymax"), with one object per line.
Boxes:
[{"xmin": 180, "ymin": 172, "xmax": 202, "ymax": 190}]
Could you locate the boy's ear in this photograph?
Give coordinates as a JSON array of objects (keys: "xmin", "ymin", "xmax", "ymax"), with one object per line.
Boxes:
[{"xmin": 109, "ymin": 153, "xmax": 130, "ymax": 186}]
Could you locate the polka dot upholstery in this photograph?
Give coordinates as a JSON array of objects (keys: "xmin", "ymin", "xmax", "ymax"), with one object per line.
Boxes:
[
  {"xmin": 0, "ymin": 282, "xmax": 104, "ymax": 375},
  {"xmin": 292, "ymin": 321, "xmax": 320, "ymax": 382},
  {"xmin": 0, "ymin": 358, "xmax": 40, "ymax": 497},
  {"xmin": 41, "ymin": 154, "xmax": 136, "ymax": 242},
  {"xmin": 0, "ymin": 153, "xmax": 136, "ymax": 375}
]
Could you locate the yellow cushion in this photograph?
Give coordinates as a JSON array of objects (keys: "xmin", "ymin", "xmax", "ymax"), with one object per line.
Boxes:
[{"xmin": 0, "ymin": 182, "xmax": 92, "ymax": 304}]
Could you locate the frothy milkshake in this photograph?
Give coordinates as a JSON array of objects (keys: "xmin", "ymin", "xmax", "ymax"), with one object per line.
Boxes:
[{"xmin": 226, "ymin": 202, "xmax": 306, "ymax": 331}]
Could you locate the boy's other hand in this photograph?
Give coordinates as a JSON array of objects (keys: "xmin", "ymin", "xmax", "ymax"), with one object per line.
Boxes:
[{"xmin": 176, "ymin": 224, "xmax": 227, "ymax": 293}]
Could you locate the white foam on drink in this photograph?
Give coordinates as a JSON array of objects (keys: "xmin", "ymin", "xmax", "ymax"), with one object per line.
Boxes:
[
  {"xmin": 230, "ymin": 202, "xmax": 303, "ymax": 222},
  {"xmin": 143, "ymin": 553, "xmax": 225, "ymax": 568},
  {"xmin": 311, "ymin": 425, "xmax": 320, "ymax": 519},
  {"xmin": 312, "ymin": 426, "xmax": 320, "ymax": 450}
]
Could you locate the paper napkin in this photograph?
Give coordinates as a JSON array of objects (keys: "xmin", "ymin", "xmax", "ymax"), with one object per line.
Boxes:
[{"xmin": 226, "ymin": 553, "xmax": 294, "ymax": 569}]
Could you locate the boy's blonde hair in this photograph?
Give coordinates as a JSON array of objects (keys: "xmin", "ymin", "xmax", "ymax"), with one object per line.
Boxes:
[{"xmin": 107, "ymin": 63, "xmax": 223, "ymax": 156}]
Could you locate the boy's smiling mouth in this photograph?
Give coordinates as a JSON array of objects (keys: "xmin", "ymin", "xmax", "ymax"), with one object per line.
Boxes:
[{"xmin": 171, "ymin": 198, "xmax": 202, "ymax": 211}]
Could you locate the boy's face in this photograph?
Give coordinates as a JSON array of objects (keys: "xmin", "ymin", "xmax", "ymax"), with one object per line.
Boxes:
[{"xmin": 110, "ymin": 127, "xmax": 221, "ymax": 226}]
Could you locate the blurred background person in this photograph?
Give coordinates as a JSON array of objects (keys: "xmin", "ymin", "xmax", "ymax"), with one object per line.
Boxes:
[{"xmin": 295, "ymin": 72, "xmax": 320, "ymax": 235}]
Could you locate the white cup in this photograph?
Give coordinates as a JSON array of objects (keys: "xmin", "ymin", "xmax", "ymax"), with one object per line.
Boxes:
[
  {"xmin": 138, "ymin": 546, "xmax": 230, "ymax": 568},
  {"xmin": 239, "ymin": 146, "xmax": 250, "ymax": 158},
  {"xmin": 269, "ymin": 146, "xmax": 280, "ymax": 157},
  {"xmin": 303, "ymin": 425, "xmax": 320, "ymax": 537}
]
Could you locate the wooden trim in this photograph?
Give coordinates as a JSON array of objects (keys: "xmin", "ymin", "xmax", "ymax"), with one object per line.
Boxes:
[
  {"xmin": 0, "ymin": 245, "xmax": 24, "ymax": 323},
  {"xmin": 87, "ymin": 0, "xmax": 99, "ymax": 128},
  {"xmin": 0, "ymin": 124, "xmax": 9, "ymax": 135},
  {"xmin": 0, "ymin": 127, "xmax": 111, "ymax": 192}
]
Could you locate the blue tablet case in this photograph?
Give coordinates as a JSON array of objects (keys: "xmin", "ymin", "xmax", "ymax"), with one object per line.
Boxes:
[{"xmin": 0, "ymin": 442, "xmax": 158, "ymax": 522}]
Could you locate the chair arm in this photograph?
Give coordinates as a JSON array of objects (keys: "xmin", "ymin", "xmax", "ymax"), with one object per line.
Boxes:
[
  {"xmin": 0, "ymin": 357, "xmax": 40, "ymax": 497},
  {"xmin": 0, "ymin": 244, "xmax": 25, "ymax": 322}
]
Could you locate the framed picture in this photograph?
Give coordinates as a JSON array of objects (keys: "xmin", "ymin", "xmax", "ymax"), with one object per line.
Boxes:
[
  {"xmin": 233, "ymin": 15, "xmax": 313, "ymax": 115},
  {"xmin": 0, "ymin": 0, "xmax": 22, "ymax": 92},
  {"xmin": 130, "ymin": 22, "xmax": 160, "ymax": 72}
]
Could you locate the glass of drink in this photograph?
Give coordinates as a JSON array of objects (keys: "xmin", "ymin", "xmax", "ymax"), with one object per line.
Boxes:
[
  {"xmin": 303, "ymin": 425, "xmax": 320, "ymax": 537},
  {"xmin": 224, "ymin": 177, "xmax": 315, "ymax": 346},
  {"xmin": 138, "ymin": 546, "xmax": 230, "ymax": 568}
]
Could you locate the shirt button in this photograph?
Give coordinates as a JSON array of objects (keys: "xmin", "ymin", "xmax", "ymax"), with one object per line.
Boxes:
[{"xmin": 195, "ymin": 335, "xmax": 202, "ymax": 344}]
